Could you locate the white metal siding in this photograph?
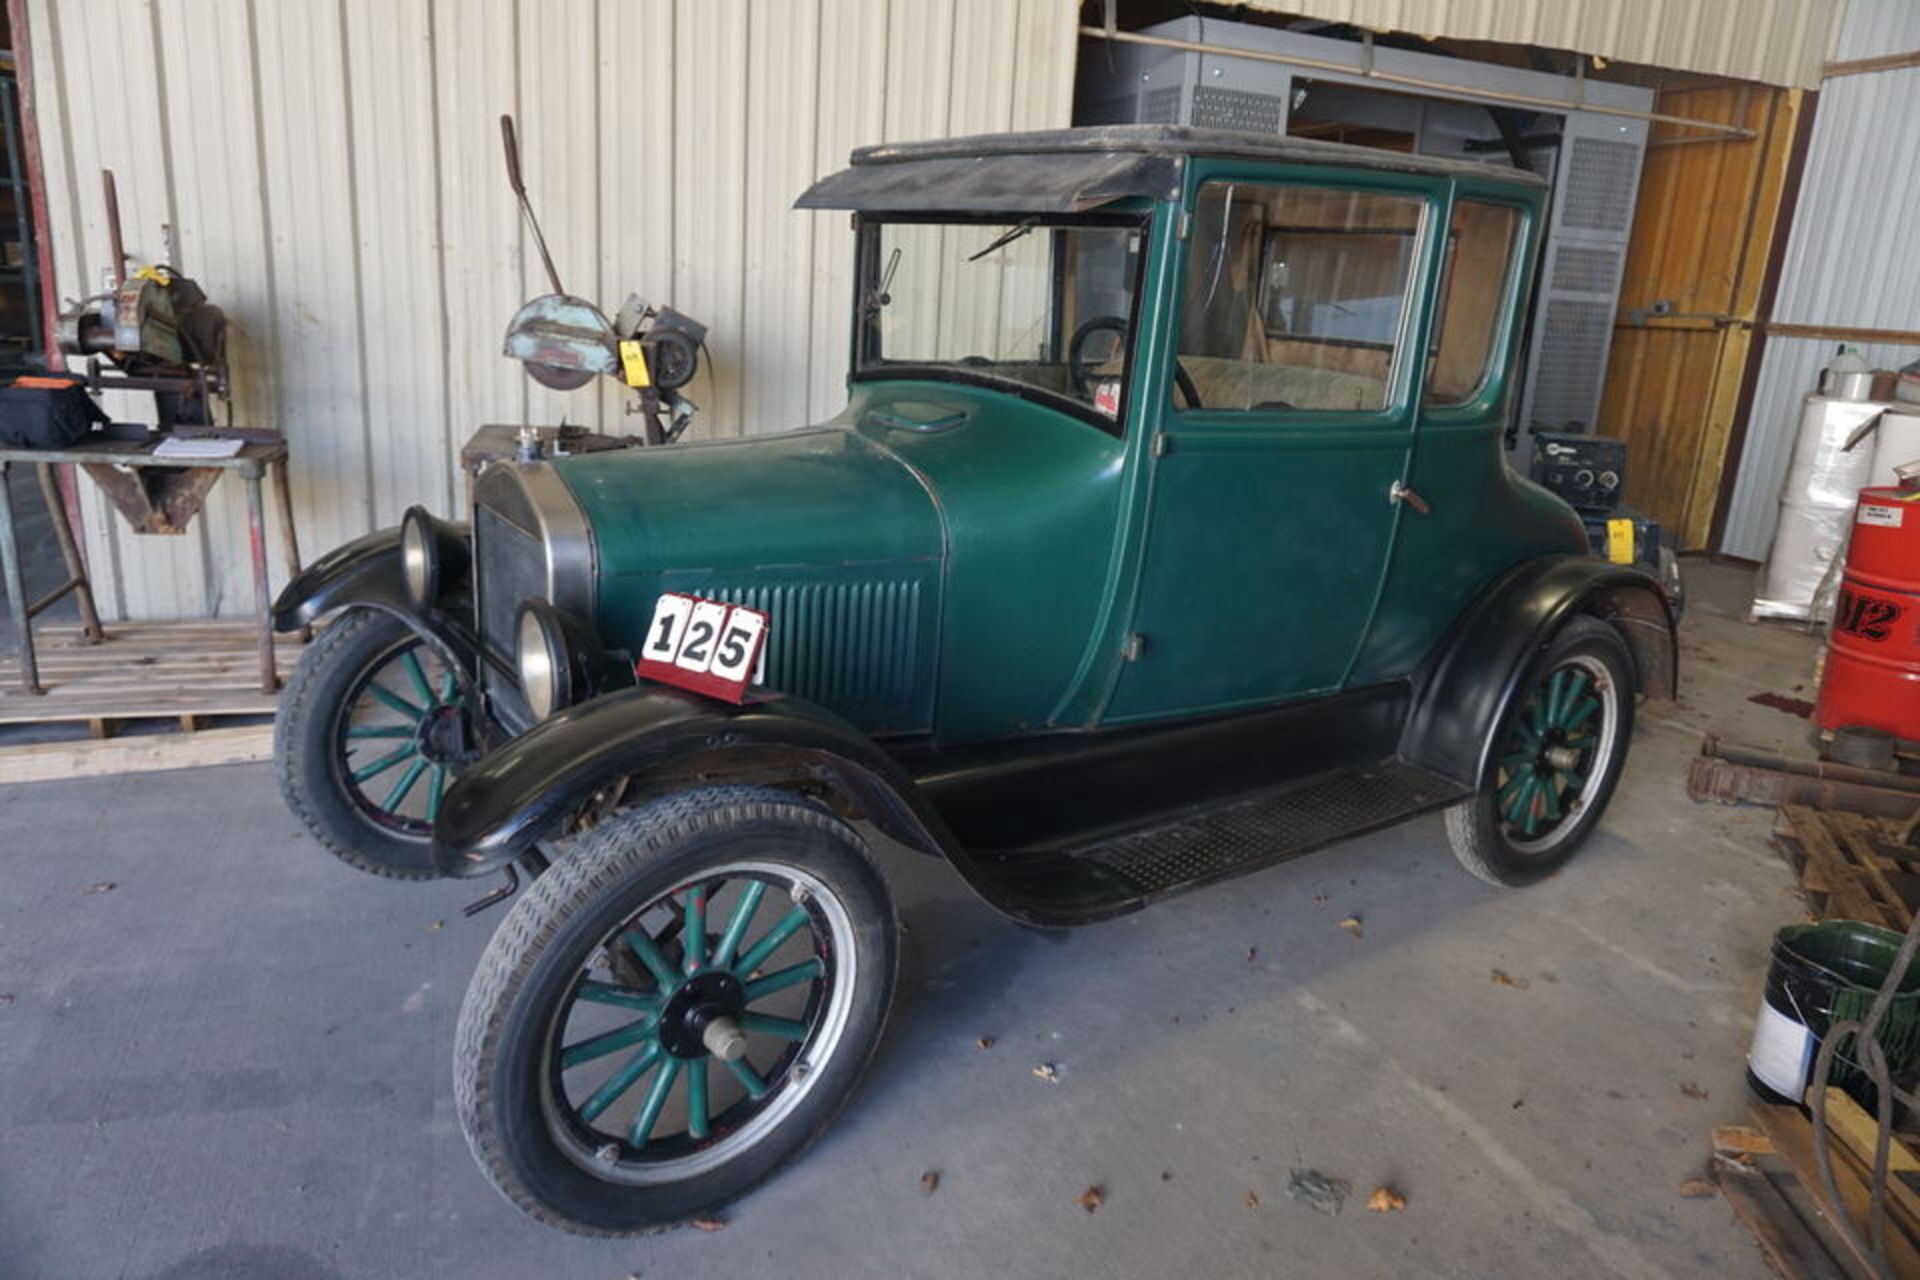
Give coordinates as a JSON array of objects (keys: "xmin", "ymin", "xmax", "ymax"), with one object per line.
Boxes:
[
  {"xmin": 1720, "ymin": 0, "xmax": 1920, "ymax": 559},
  {"xmin": 27, "ymin": 0, "xmax": 1077, "ymax": 620},
  {"xmin": 1237, "ymin": 0, "xmax": 1848, "ymax": 91}
]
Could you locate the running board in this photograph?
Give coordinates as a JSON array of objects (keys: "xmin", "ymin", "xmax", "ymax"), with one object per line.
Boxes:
[{"xmin": 973, "ymin": 761, "xmax": 1467, "ymax": 923}]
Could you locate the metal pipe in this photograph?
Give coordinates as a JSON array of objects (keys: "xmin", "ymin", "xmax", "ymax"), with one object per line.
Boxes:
[
  {"xmin": 1704, "ymin": 735, "xmax": 1920, "ymax": 794},
  {"xmin": 1686, "ymin": 756, "xmax": 1920, "ymax": 820},
  {"xmin": 1078, "ymin": 26, "xmax": 1759, "ymax": 141},
  {"xmin": 101, "ymin": 169, "xmax": 124, "ymax": 287}
]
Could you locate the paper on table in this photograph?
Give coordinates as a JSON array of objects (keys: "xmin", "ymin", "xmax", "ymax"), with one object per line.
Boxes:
[{"xmin": 151, "ymin": 436, "xmax": 245, "ymax": 459}]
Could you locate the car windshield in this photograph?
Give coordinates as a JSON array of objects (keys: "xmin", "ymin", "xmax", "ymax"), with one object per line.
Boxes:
[{"xmin": 856, "ymin": 216, "xmax": 1145, "ymax": 428}]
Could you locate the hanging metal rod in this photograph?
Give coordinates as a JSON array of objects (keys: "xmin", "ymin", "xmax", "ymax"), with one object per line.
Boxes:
[{"xmin": 1078, "ymin": 25, "xmax": 1758, "ymax": 141}]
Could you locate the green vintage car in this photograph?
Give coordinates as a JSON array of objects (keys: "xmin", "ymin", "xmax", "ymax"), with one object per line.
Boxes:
[{"xmin": 270, "ymin": 126, "xmax": 1677, "ymax": 1234}]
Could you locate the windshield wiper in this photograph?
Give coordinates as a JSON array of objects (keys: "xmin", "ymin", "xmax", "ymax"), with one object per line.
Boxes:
[
  {"xmin": 862, "ymin": 246, "xmax": 903, "ymax": 317},
  {"xmin": 967, "ymin": 218, "xmax": 1038, "ymax": 262}
]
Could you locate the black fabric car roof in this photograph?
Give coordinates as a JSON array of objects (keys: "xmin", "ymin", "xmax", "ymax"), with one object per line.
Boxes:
[{"xmin": 794, "ymin": 124, "xmax": 1545, "ymax": 213}]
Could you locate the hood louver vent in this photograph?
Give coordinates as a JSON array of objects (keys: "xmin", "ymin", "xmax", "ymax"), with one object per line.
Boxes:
[{"xmin": 704, "ymin": 578, "xmax": 932, "ymax": 733}]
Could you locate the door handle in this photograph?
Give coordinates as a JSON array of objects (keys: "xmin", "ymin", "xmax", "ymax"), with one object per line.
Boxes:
[{"xmin": 1389, "ymin": 480, "xmax": 1431, "ymax": 515}]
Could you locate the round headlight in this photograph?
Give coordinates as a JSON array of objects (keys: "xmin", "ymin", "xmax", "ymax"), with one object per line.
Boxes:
[
  {"xmin": 400, "ymin": 506, "xmax": 436, "ymax": 607},
  {"xmin": 515, "ymin": 599, "xmax": 570, "ymax": 721}
]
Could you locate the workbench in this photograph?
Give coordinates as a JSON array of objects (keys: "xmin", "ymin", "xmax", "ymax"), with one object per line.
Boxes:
[{"xmin": 0, "ymin": 435, "xmax": 302, "ymax": 696}]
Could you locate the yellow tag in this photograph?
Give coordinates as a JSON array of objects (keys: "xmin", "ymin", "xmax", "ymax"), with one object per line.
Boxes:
[
  {"xmin": 131, "ymin": 264, "xmax": 172, "ymax": 286},
  {"xmin": 1606, "ymin": 517, "xmax": 1635, "ymax": 565},
  {"xmin": 619, "ymin": 339, "xmax": 651, "ymax": 388}
]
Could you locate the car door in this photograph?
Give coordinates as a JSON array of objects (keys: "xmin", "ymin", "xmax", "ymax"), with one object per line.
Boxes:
[{"xmin": 1101, "ymin": 171, "xmax": 1441, "ymax": 725}]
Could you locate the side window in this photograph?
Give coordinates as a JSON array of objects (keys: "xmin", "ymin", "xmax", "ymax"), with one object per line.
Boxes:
[
  {"xmin": 1425, "ymin": 201, "xmax": 1522, "ymax": 407},
  {"xmin": 1177, "ymin": 182, "xmax": 1425, "ymax": 414}
]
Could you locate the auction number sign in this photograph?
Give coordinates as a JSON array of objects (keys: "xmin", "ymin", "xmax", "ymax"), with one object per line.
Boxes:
[{"xmin": 635, "ymin": 593, "xmax": 770, "ymax": 703}]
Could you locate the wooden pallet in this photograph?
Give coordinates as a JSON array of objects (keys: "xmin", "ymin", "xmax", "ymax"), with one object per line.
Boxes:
[
  {"xmin": 1774, "ymin": 804, "xmax": 1920, "ymax": 931},
  {"xmin": 1718, "ymin": 1099, "xmax": 1920, "ymax": 1278},
  {"xmin": 0, "ymin": 620, "xmax": 304, "ymax": 730}
]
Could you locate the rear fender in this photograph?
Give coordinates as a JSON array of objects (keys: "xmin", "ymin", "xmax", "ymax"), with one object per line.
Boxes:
[
  {"xmin": 430, "ymin": 685, "xmax": 960, "ymax": 880},
  {"xmin": 1400, "ymin": 555, "xmax": 1676, "ymax": 788}
]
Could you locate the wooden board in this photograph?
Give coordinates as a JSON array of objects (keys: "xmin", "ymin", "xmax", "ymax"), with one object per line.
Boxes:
[
  {"xmin": 1819, "ymin": 1089, "xmax": 1920, "ymax": 1248},
  {"xmin": 1751, "ymin": 1102, "xmax": 1920, "ymax": 1278},
  {"xmin": 1775, "ymin": 805, "xmax": 1919, "ymax": 931},
  {"xmin": 1712, "ymin": 1153, "xmax": 1851, "ymax": 1280},
  {"xmin": 0, "ymin": 622, "xmax": 304, "ymax": 725},
  {"xmin": 0, "ymin": 723, "xmax": 274, "ymax": 784}
]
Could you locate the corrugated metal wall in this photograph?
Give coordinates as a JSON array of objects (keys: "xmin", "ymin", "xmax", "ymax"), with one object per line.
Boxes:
[
  {"xmin": 1719, "ymin": 0, "xmax": 1920, "ymax": 560},
  {"xmin": 26, "ymin": 0, "xmax": 1077, "ymax": 620},
  {"xmin": 1237, "ymin": 0, "xmax": 1847, "ymax": 91}
]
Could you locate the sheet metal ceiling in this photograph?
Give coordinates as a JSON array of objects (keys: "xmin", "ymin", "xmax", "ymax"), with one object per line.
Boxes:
[{"xmin": 1235, "ymin": 1, "xmax": 1849, "ymax": 89}]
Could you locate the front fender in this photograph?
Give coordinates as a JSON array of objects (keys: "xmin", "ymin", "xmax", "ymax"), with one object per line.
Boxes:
[
  {"xmin": 273, "ymin": 519, "xmax": 473, "ymax": 632},
  {"xmin": 273, "ymin": 527, "xmax": 410, "ymax": 631},
  {"xmin": 430, "ymin": 685, "xmax": 956, "ymax": 879},
  {"xmin": 1400, "ymin": 554, "xmax": 1677, "ymax": 788}
]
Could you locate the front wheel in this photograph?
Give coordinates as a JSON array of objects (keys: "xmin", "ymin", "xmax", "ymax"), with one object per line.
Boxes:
[
  {"xmin": 274, "ymin": 609, "xmax": 481, "ymax": 880},
  {"xmin": 454, "ymin": 786, "xmax": 898, "ymax": 1235},
  {"xmin": 1443, "ymin": 615, "xmax": 1636, "ymax": 887}
]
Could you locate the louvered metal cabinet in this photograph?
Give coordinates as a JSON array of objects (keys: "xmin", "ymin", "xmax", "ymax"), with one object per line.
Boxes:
[{"xmin": 1074, "ymin": 15, "xmax": 1653, "ymax": 451}]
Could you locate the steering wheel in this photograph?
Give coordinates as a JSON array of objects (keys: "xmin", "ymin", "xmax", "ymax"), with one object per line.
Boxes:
[{"xmin": 1067, "ymin": 315, "xmax": 1203, "ymax": 409}]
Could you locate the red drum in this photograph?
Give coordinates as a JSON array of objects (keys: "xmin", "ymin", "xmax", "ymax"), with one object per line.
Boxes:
[{"xmin": 1816, "ymin": 486, "xmax": 1920, "ymax": 738}]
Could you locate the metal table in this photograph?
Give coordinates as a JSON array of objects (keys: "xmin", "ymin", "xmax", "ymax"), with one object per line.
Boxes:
[{"xmin": 0, "ymin": 436, "xmax": 302, "ymax": 695}]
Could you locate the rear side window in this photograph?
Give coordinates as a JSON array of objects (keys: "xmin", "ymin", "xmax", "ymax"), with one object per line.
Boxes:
[
  {"xmin": 1176, "ymin": 182, "xmax": 1425, "ymax": 414},
  {"xmin": 1425, "ymin": 200, "xmax": 1522, "ymax": 407}
]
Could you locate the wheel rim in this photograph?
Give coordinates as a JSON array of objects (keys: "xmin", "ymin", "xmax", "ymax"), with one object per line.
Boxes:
[
  {"xmin": 539, "ymin": 860, "xmax": 858, "ymax": 1186},
  {"xmin": 1493, "ymin": 652, "xmax": 1621, "ymax": 855},
  {"xmin": 332, "ymin": 639, "xmax": 469, "ymax": 836}
]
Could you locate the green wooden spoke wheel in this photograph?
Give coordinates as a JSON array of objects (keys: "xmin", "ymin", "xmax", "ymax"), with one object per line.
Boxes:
[
  {"xmin": 455, "ymin": 787, "xmax": 897, "ymax": 1235},
  {"xmin": 275, "ymin": 609, "xmax": 481, "ymax": 879},
  {"xmin": 338, "ymin": 642, "xmax": 466, "ymax": 834},
  {"xmin": 1444, "ymin": 616, "xmax": 1635, "ymax": 887}
]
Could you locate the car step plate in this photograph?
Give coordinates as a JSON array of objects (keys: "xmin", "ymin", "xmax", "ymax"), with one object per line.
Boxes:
[{"xmin": 1071, "ymin": 761, "xmax": 1464, "ymax": 899}]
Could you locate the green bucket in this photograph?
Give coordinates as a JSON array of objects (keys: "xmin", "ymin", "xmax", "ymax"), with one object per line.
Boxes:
[{"xmin": 1747, "ymin": 920, "xmax": 1920, "ymax": 1111}]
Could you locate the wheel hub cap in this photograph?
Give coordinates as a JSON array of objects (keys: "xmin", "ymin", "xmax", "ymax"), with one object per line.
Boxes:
[
  {"xmin": 657, "ymin": 971, "xmax": 747, "ymax": 1059},
  {"xmin": 415, "ymin": 704, "xmax": 470, "ymax": 764}
]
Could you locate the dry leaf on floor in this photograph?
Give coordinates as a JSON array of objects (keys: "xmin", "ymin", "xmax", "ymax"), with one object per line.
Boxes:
[
  {"xmin": 1679, "ymin": 1081, "xmax": 1709, "ymax": 1101},
  {"xmin": 1338, "ymin": 916, "xmax": 1363, "ymax": 938},
  {"xmin": 920, "ymin": 1170, "xmax": 940, "ymax": 1196},
  {"xmin": 81, "ymin": 881, "xmax": 116, "ymax": 894},
  {"xmin": 690, "ymin": 1217, "xmax": 727, "ymax": 1233},
  {"xmin": 1678, "ymin": 1179, "xmax": 1716, "ymax": 1199},
  {"xmin": 0, "ymin": 994, "xmax": 14, "ymax": 1006},
  {"xmin": 1244, "ymin": 1190, "xmax": 1260, "ymax": 1208},
  {"xmin": 1366, "ymin": 1186, "xmax": 1407, "ymax": 1213},
  {"xmin": 1076, "ymin": 1185, "xmax": 1104, "ymax": 1213},
  {"xmin": 1490, "ymin": 969, "xmax": 1530, "ymax": 990},
  {"xmin": 1247, "ymin": 946, "xmax": 1258, "ymax": 963},
  {"xmin": 975, "ymin": 1035, "xmax": 996, "ymax": 1051},
  {"xmin": 1160, "ymin": 1169, "xmax": 1174, "ymax": 1182},
  {"xmin": 427, "ymin": 920, "xmax": 443, "ymax": 932},
  {"xmin": 1032, "ymin": 1063, "xmax": 1060, "ymax": 1084}
]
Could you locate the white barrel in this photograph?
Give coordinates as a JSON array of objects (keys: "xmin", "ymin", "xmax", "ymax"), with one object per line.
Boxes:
[{"xmin": 1753, "ymin": 394, "xmax": 1886, "ymax": 621}]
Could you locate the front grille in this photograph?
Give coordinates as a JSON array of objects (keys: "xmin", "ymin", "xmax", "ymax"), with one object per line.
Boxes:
[{"xmin": 474, "ymin": 504, "xmax": 543, "ymax": 661}]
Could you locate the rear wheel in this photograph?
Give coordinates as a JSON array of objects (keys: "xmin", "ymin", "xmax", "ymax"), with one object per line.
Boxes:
[
  {"xmin": 1444, "ymin": 615, "xmax": 1636, "ymax": 887},
  {"xmin": 274, "ymin": 609, "xmax": 479, "ymax": 879},
  {"xmin": 454, "ymin": 786, "xmax": 897, "ymax": 1235}
]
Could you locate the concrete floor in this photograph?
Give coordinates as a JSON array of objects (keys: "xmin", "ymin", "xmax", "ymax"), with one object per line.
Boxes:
[{"xmin": 0, "ymin": 561, "xmax": 1825, "ymax": 1280}]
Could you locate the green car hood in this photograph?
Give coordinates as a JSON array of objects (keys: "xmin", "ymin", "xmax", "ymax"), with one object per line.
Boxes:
[{"xmin": 552, "ymin": 424, "xmax": 944, "ymax": 733}]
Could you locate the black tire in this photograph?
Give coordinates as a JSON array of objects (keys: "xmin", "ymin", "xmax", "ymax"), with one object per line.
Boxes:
[
  {"xmin": 1443, "ymin": 615, "xmax": 1636, "ymax": 887},
  {"xmin": 454, "ymin": 785, "xmax": 897, "ymax": 1236},
  {"xmin": 274, "ymin": 608, "xmax": 472, "ymax": 880}
]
